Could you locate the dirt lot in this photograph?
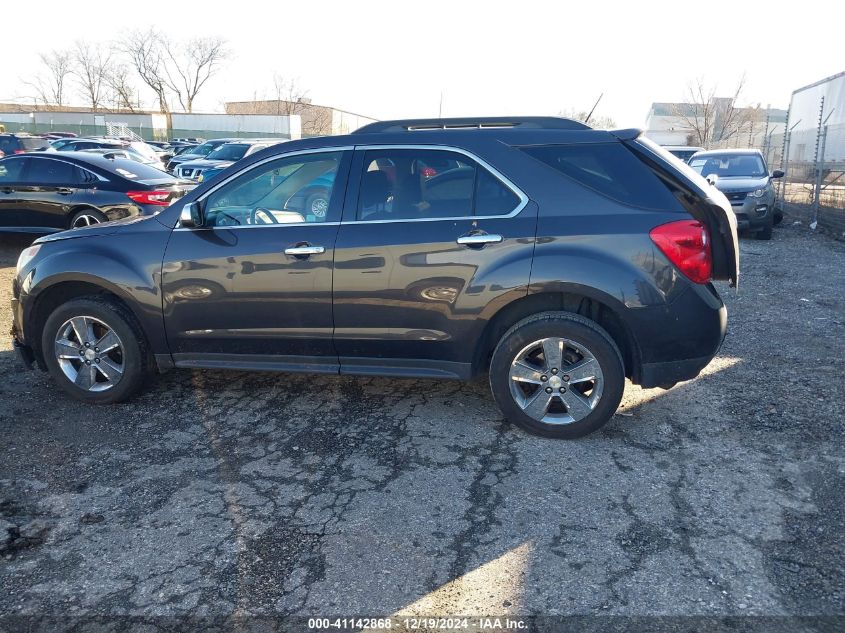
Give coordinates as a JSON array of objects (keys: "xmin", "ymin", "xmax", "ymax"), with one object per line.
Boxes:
[{"xmin": 0, "ymin": 224, "xmax": 843, "ymax": 624}]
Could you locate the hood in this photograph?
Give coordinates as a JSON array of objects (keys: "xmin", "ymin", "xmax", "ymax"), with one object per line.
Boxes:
[
  {"xmin": 170, "ymin": 153, "xmax": 205, "ymax": 164},
  {"xmin": 179, "ymin": 159, "xmax": 234, "ymax": 169},
  {"xmin": 714, "ymin": 176, "xmax": 770, "ymax": 192},
  {"xmin": 35, "ymin": 214, "xmax": 160, "ymax": 244}
]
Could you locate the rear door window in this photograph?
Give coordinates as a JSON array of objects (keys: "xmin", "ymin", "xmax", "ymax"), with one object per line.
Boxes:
[
  {"xmin": 356, "ymin": 148, "xmax": 521, "ymax": 221},
  {"xmin": 24, "ymin": 158, "xmax": 77, "ymax": 184},
  {"xmin": 520, "ymin": 143, "xmax": 680, "ymax": 210}
]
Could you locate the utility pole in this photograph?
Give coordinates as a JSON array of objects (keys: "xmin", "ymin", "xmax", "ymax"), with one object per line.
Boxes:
[{"xmin": 438, "ymin": 91, "xmax": 443, "ymax": 118}]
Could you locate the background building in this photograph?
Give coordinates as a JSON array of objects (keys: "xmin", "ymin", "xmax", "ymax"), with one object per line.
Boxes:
[
  {"xmin": 645, "ymin": 99, "xmax": 787, "ymax": 149},
  {"xmin": 224, "ymin": 99, "xmax": 376, "ymax": 137},
  {"xmin": 0, "ymin": 104, "xmax": 303, "ymax": 141}
]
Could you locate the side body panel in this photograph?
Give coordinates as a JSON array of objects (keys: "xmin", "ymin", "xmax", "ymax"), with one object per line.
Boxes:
[{"xmin": 17, "ymin": 217, "xmax": 172, "ymax": 357}]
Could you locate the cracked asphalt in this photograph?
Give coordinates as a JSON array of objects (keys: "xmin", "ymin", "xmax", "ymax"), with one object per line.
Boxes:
[{"xmin": 0, "ymin": 222, "xmax": 843, "ymax": 622}]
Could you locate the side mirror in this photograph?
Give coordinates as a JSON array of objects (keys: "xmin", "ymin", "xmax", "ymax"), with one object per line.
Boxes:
[
  {"xmin": 179, "ymin": 201, "xmax": 203, "ymax": 228},
  {"xmin": 771, "ymin": 169, "xmax": 785, "ymax": 179}
]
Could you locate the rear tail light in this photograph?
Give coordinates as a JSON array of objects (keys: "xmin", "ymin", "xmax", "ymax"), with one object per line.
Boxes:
[
  {"xmin": 126, "ymin": 190, "xmax": 172, "ymax": 206},
  {"xmin": 13, "ymin": 150, "xmax": 26, "ymax": 155},
  {"xmin": 649, "ymin": 220, "xmax": 712, "ymax": 284}
]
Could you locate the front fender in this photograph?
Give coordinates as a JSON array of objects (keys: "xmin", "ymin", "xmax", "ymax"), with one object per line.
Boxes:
[{"xmin": 23, "ymin": 229, "xmax": 171, "ymax": 356}]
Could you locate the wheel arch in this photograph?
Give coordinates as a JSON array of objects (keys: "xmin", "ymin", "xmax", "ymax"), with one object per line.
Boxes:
[
  {"xmin": 27, "ymin": 277, "xmax": 153, "ymax": 370},
  {"xmin": 473, "ymin": 288, "xmax": 640, "ymax": 381}
]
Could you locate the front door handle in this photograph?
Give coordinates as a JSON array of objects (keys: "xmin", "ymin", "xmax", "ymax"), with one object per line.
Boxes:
[
  {"xmin": 0, "ymin": 187, "xmax": 12, "ymax": 194},
  {"xmin": 285, "ymin": 244, "xmax": 325, "ymax": 256},
  {"xmin": 457, "ymin": 233, "xmax": 503, "ymax": 247},
  {"xmin": 57, "ymin": 187, "xmax": 73, "ymax": 195}
]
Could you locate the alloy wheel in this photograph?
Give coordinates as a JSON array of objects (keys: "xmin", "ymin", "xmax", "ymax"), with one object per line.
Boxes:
[
  {"xmin": 54, "ymin": 316, "xmax": 125, "ymax": 392},
  {"xmin": 508, "ymin": 337, "xmax": 604, "ymax": 425}
]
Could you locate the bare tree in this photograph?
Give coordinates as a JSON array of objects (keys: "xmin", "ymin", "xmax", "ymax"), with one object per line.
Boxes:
[
  {"xmin": 103, "ymin": 62, "xmax": 139, "ymax": 112},
  {"xmin": 72, "ymin": 41, "xmax": 111, "ymax": 110},
  {"xmin": 161, "ymin": 36, "xmax": 229, "ymax": 112},
  {"xmin": 559, "ymin": 108, "xmax": 616, "ymax": 130},
  {"xmin": 123, "ymin": 29, "xmax": 170, "ymax": 113},
  {"xmin": 24, "ymin": 49, "xmax": 73, "ymax": 106},
  {"xmin": 671, "ymin": 76, "xmax": 754, "ymax": 147},
  {"xmin": 270, "ymin": 74, "xmax": 331, "ymax": 135}
]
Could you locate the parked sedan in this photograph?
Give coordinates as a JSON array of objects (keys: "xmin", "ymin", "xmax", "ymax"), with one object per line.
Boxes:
[
  {"xmin": 0, "ymin": 152, "xmax": 192, "ymax": 232},
  {"xmin": 48, "ymin": 138, "xmax": 163, "ymax": 167}
]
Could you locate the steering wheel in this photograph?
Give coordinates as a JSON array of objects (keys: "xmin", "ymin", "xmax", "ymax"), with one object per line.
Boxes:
[{"xmin": 251, "ymin": 207, "xmax": 279, "ymax": 225}]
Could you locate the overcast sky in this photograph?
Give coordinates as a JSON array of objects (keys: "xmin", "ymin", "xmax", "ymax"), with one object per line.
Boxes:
[{"xmin": 2, "ymin": 0, "xmax": 841, "ymax": 127}]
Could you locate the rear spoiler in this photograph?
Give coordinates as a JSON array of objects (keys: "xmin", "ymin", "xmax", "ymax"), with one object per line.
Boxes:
[{"xmin": 609, "ymin": 128, "xmax": 644, "ymax": 142}]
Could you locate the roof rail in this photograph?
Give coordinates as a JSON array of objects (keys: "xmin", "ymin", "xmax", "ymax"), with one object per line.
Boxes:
[{"xmin": 353, "ymin": 117, "xmax": 590, "ymax": 134}]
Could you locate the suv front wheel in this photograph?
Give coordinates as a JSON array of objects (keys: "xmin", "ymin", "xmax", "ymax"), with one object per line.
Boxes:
[
  {"xmin": 41, "ymin": 297, "xmax": 149, "ymax": 403},
  {"xmin": 490, "ymin": 312, "xmax": 625, "ymax": 439}
]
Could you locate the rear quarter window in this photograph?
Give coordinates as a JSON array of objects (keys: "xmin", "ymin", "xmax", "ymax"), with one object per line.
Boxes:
[{"xmin": 520, "ymin": 142, "xmax": 681, "ymax": 211}]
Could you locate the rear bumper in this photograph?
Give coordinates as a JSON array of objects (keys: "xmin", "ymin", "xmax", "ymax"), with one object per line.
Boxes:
[
  {"xmin": 628, "ymin": 283, "xmax": 727, "ymax": 388},
  {"xmin": 639, "ymin": 353, "xmax": 717, "ymax": 388}
]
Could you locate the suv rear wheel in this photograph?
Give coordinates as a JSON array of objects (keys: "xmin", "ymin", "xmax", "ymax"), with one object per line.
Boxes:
[
  {"xmin": 489, "ymin": 312, "xmax": 625, "ymax": 438},
  {"xmin": 41, "ymin": 297, "xmax": 149, "ymax": 403}
]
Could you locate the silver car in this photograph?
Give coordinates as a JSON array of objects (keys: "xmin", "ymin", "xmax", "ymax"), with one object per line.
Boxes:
[{"xmin": 688, "ymin": 149, "xmax": 784, "ymax": 240}]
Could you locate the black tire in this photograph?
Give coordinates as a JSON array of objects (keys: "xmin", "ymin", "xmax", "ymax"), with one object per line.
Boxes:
[
  {"xmin": 41, "ymin": 297, "xmax": 150, "ymax": 404},
  {"xmin": 69, "ymin": 208, "xmax": 108, "ymax": 229},
  {"xmin": 755, "ymin": 215, "xmax": 773, "ymax": 240},
  {"xmin": 489, "ymin": 311, "xmax": 625, "ymax": 439},
  {"xmin": 773, "ymin": 207, "xmax": 784, "ymax": 226}
]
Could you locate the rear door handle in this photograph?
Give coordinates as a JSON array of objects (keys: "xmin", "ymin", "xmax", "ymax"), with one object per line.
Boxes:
[
  {"xmin": 284, "ymin": 244, "xmax": 325, "ymax": 256},
  {"xmin": 57, "ymin": 187, "xmax": 73, "ymax": 195},
  {"xmin": 457, "ymin": 233, "xmax": 503, "ymax": 247}
]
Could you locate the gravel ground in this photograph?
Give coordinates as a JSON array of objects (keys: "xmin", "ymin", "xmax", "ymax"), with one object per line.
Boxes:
[{"xmin": 0, "ymin": 223, "xmax": 843, "ymax": 625}]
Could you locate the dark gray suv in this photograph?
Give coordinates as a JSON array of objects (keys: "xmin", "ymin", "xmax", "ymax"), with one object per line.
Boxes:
[{"xmin": 12, "ymin": 117, "xmax": 739, "ymax": 438}]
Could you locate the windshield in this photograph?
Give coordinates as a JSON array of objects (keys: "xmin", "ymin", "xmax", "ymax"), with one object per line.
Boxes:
[
  {"xmin": 191, "ymin": 142, "xmax": 218, "ymax": 157},
  {"xmin": 689, "ymin": 154, "xmax": 767, "ymax": 178},
  {"xmin": 206, "ymin": 143, "xmax": 249, "ymax": 161}
]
